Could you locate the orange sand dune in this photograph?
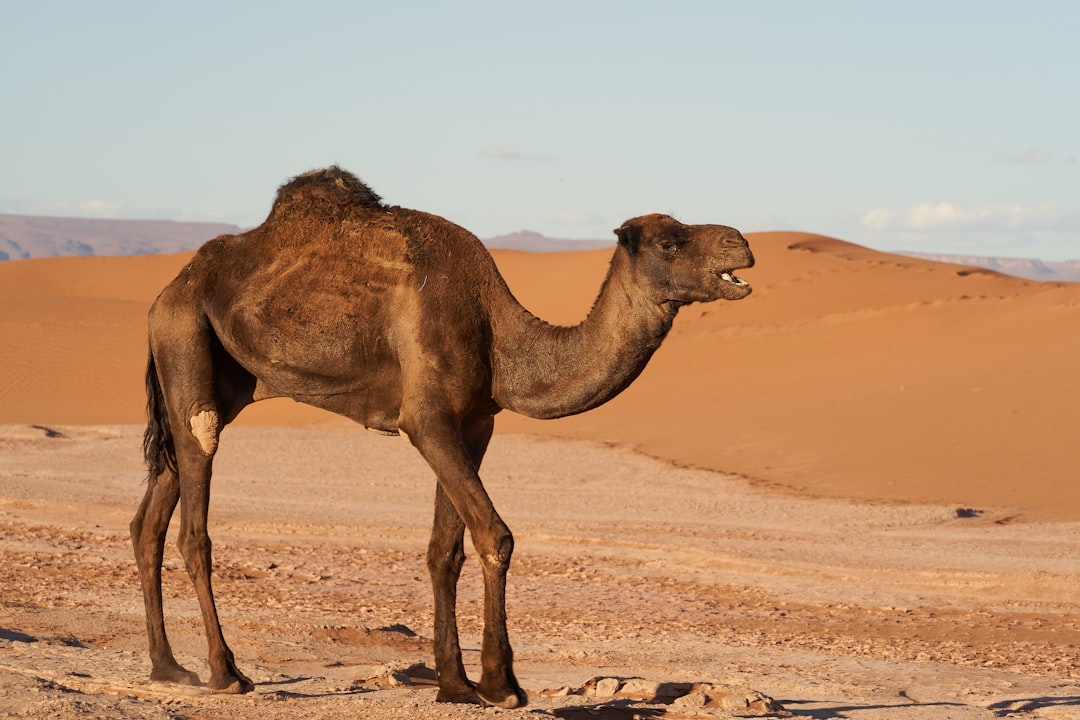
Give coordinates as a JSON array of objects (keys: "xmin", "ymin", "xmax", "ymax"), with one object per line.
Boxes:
[{"xmin": 1, "ymin": 233, "xmax": 1077, "ymax": 519}]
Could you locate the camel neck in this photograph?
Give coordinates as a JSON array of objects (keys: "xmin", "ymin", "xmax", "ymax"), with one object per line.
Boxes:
[{"xmin": 488, "ymin": 248, "xmax": 676, "ymax": 420}]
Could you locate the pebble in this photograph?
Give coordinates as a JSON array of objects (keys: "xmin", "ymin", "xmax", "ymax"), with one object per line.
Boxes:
[{"xmin": 594, "ymin": 677, "xmax": 621, "ymax": 696}]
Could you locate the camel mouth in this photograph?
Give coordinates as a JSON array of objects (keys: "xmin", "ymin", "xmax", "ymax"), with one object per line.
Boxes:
[{"xmin": 719, "ymin": 271, "xmax": 749, "ymax": 288}]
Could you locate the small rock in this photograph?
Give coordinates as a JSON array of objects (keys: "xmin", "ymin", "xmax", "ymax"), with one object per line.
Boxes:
[
  {"xmin": 539, "ymin": 685, "xmax": 572, "ymax": 697},
  {"xmin": 595, "ymin": 677, "xmax": 622, "ymax": 697},
  {"xmin": 617, "ymin": 678, "xmax": 660, "ymax": 701},
  {"xmin": 748, "ymin": 694, "xmax": 786, "ymax": 714},
  {"xmin": 673, "ymin": 691, "xmax": 707, "ymax": 708}
]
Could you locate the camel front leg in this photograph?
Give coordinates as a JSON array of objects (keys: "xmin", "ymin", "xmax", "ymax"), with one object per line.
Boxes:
[
  {"xmin": 174, "ymin": 439, "xmax": 254, "ymax": 694},
  {"xmin": 405, "ymin": 411, "xmax": 526, "ymax": 709}
]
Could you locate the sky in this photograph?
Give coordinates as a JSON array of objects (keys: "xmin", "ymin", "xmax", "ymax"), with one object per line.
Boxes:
[{"xmin": 2, "ymin": 1, "xmax": 1078, "ymax": 260}]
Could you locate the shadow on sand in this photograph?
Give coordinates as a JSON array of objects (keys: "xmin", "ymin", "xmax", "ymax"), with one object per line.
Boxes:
[
  {"xmin": 781, "ymin": 694, "xmax": 1080, "ymax": 719},
  {"xmin": 987, "ymin": 696, "xmax": 1080, "ymax": 717},
  {"xmin": 553, "ymin": 701, "xmax": 665, "ymax": 719},
  {"xmin": 0, "ymin": 628, "xmax": 39, "ymax": 643},
  {"xmin": 780, "ymin": 699, "xmax": 965, "ymax": 719}
]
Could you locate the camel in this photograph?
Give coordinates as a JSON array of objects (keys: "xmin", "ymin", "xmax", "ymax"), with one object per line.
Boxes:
[{"xmin": 131, "ymin": 166, "xmax": 754, "ymax": 709}]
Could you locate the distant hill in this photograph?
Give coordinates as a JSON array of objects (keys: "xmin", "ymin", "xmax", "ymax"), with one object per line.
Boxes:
[
  {"xmin": 898, "ymin": 251, "xmax": 1080, "ymax": 283},
  {"xmin": 0, "ymin": 214, "xmax": 241, "ymax": 260},
  {"xmin": 483, "ymin": 230, "xmax": 613, "ymax": 252},
  {"xmin": 0, "ymin": 214, "xmax": 611, "ymax": 260}
]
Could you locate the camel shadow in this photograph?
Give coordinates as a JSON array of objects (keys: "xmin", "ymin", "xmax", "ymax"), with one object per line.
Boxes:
[
  {"xmin": 0, "ymin": 628, "xmax": 85, "ymax": 647},
  {"xmin": 258, "ymin": 676, "xmax": 372, "ymax": 700},
  {"xmin": 259, "ymin": 675, "xmax": 314, "ymax": 687},
  {"xmin": 256, "ymin": 663, "xmax": 440, "ymax": 700},
  {"xmin": 987, "ymin": 696, "xmax": 1080, "ymax": 716},
  {"xmin": 553, "ymin": 701, "xmax": 664, "ymax": 719},
  {"xmin": 781, "ymin": 695, "xmax": 1080, "ymax": 718},
  {"xmin": 780, "ymin": 699, "xmax": 965, "ymax": 718},
  {"xmin": 0, "ymin": 628, "xmax": 39, "ymax": 643}
]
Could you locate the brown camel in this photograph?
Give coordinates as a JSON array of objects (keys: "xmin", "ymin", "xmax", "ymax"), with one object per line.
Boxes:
[{"xmin": 131, "ymin": 166, "xmax": 754, "ymax": 708}]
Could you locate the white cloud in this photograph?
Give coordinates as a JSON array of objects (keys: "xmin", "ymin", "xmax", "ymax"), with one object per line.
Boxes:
[
  {"xmin": 479, "ymin": 144, "xmax": 521, "ymax": 160},
  {"xmin": 860, "ymin": 202, "xmax": 1077, "ymax": 233},
  {"xmin": 0, "ymin": 197, "xmax": 239, "ymax": 224},
  {"xmin": 477, "ymin": 144, "xmax": 557, "ymax": 162},
  {"xmin": 0, "ymin": 195, "xmax": 31, "ymax": 214},
  {"xmin": 995, "ymin": 147, "xmax": 1053, "ymax": 165},
  {"xmin": 34, "ymin": 198, "xmax": 166, "ymax": 219},
  {"xmin": 76, "ymin": 200, "xmax": 124, "ymax": 215},
  {"xmin": 860, "ymin": 207, "xmax": 897, "ymax": 231}
]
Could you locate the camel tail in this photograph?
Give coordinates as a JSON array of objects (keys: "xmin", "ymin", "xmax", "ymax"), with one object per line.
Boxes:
[{"xmin": 142, "ymin": 345, "xmax": 177, "ymax": 483}]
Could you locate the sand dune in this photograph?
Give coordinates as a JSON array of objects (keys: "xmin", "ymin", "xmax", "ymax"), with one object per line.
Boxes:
[{"xmin": 1, "ymin": 232, "xmax": 1077, "ymax": 519}]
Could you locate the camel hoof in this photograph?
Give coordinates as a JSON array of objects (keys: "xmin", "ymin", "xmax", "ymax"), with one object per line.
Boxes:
[
  {"xmin": 209, "ymin": 671, "xmax": 255, "ymax": 694},
  {"xmin": 478, "ymin": 684, "xmax": 528, "ymax": 709},
  {"xmin": 435, "ymin": 686, "xmax": 483, "ymax": 705},
  {"xmin": 150, "ymin": 662, "xmax": 202, "ymax": 687}
]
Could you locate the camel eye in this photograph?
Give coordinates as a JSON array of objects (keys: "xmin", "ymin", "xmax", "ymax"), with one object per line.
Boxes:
[{"xmin": 658, "ymin": 238, "xmax": 682, "ymax": 252}]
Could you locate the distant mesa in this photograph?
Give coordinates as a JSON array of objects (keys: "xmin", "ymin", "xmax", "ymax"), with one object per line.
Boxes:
[
  {"xmin": 483, "ymin": 230, "xmax": 612, "ymax": 252},
  {"xmin": 0, "ymin": 214, "xmax": 611, "ymax": 260},
  {"xmin": 0, "ymin": 214, "xmax": 242, "ymax": 261},
  {"xmin": 898, "ymin": 251, "xmax": 1080, "ymax": 283}
]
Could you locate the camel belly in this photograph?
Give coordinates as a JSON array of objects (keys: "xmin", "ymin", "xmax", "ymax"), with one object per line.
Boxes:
[{"xmin": 251, "ymin": 376, "xmax": 403, "ymax": 432}]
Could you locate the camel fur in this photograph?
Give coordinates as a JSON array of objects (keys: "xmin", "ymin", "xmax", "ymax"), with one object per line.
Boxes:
[{"xmin": 131, "ymin": 166, "xmax": 755, "ymax": 708}]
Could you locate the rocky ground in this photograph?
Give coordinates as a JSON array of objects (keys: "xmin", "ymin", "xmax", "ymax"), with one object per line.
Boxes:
[{"xmin": 2, "ymin": 424, "xmax": 1078, "ymax": 719}]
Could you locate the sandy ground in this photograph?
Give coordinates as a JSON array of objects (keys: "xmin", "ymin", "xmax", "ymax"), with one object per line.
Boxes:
[{"xmin": 2, "ymin": 423, "xmax": 1078, "ymax": 719}]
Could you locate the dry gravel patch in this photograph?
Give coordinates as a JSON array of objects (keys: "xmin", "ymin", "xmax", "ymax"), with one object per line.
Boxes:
[{"xmin": 1, "ymin": 424, "xmax": 1079, "ymax": 719}]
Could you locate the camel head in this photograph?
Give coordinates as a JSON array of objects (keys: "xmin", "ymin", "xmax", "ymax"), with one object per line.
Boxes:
[{"xmin": 614, "ymin": 214, "xmax": 755, "ymax": 305}]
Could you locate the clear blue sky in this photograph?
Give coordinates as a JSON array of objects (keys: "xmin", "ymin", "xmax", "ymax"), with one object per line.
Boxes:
[{"xmin": 2, "ymin": 1, "xmax": 1077, "ymax": 259}]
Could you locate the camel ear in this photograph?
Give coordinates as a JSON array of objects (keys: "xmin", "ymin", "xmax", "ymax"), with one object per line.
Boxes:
[{"xmin": 614, "ymin": 219, "xmax": 642, "ymax": 255}]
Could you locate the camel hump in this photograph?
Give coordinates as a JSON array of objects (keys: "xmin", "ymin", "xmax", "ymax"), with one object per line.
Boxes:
[{"xmin": 268, "ymin": 165, "xmax": 384, "ymax": 221}]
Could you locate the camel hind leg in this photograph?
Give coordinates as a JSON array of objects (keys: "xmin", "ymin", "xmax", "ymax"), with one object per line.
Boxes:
[
  {"xmin": 133, "ymin": 301, "xmax": 254, "ymax": 693},
  {"xmin": 131, "ymin": 466, "xmax": 200, "ymax": 686},
  {"xmin": 132, "ymin": 345, "xmax": 204, "ymax": 686},
  {"xmin": 428, "ymin": 484, "xmax": 473, "ymax": 702}
]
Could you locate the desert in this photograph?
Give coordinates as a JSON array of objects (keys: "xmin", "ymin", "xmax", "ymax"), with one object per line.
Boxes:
[{"xmin": 2, "ymin": 226, "xmax": 1079, "ymax": 718}]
